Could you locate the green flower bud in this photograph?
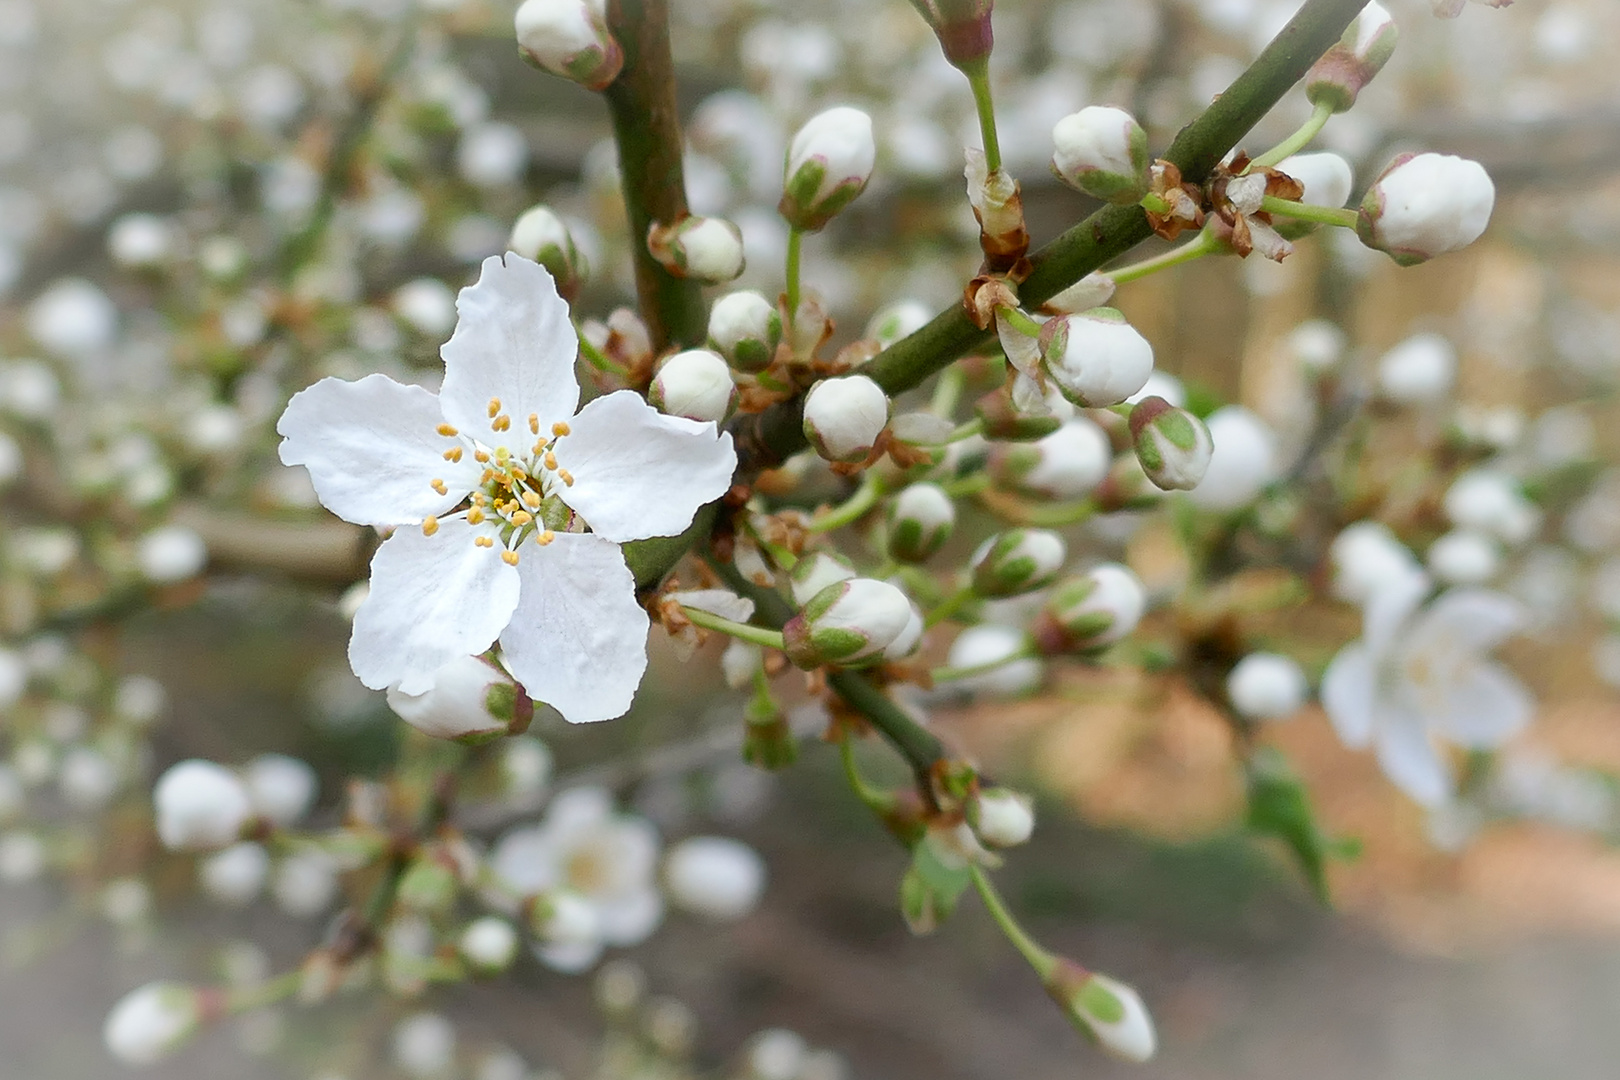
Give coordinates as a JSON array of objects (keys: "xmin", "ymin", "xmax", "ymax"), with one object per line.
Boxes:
[{"xmin": 969, "ymin": 529, "xmax": 1066, "ymax": 598}]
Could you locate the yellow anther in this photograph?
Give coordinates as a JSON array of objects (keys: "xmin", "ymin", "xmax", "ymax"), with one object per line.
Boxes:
[
  {"xmin": 472, "ymin": 491, "xmax": 488, "ymax": 505},
  {"xmin": 487, "ymin": 398, "xmax": 501, "ymax": 418},
  {"xmin": 422, "ymin": 516, "xmax": 439, "ymax": 536},
  {"xmin": 559, "ymin": 469, "xmax": 575, "ymax": 487},
  {"xmin": 467, "ymin": 508, "xmax": 485, "ymax": 525},
  {"xmin": 474, "ymin": 449, "xmax": 490, "ymax": 464},
  {"xmin": 522, "ymin": 490, "xmax": 541, "ymax": 509},
  {"xmin": 443, "ymin": 447, "xmax": 463, "ymax": 462},
  {"xmin": 475, "ymin": 536, "xmax": 494, "ymax": 548},
  {"xmin": 511, "ymin": 511, "xmax": 533, "ymax": 527},
  {"xmin": 528, "ymin": 414, "xmax": 540, "ymax": 434},
  {"xmin": 552, "ymin": 422, "xmax": 571, "ymax": 437},
  {"xmin": 430, "ymin": 478, "xmax": 448, "ymax": 495},
  {"xmin": 494, "ymin": 446, "xmax": 510, "ymax": 460},
  {"xmin": 537, "ymin": 530, "xmax": 555, "ymax": 546},
  {"xmin": 544, "ymin": 451, "xmax": 558, "ymax": 471},
  {"xmin": 502, "ymin": 550, "xmax": 520, "ymax": 566},
  {"xmin": 436, "ymin": 423, "xmax": 458, "ymax": 437},
  {"xmin": 480, "ymin": 469, "xmax": 495, "ymax": 484},
  {"xmin": 492, "ymin": 414, "xmax": 511, "ymax": 432},
  {"xmin": 533, "ymin": 441, "xmax": 548, "ymax": 456}
]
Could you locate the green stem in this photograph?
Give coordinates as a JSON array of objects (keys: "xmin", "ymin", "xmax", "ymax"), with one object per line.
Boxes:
[
  {"xmin": 924, "ymin": 585, "xmax": 975, "ymax": 629},
  {"xmin": 980, "ymin": 494, "xmax": 1099, "ymax": 528},
  {"xmin": 838, "ymin": 734, "xmax": 896, "ymax": 813},
  {"xmin": 810, "ymin": 474, "xmax": 884, "ymax": 532},
  {"xmin": 931, "ymin": 365, "xmax": 965, "ymax": 418},
  {"xmin": 576, "ymin": 326, "xmax": 628, "ymax": 376},
  {"xmin": 1250, "ymin": 99, "xmax": 1335, "ymax": 169},
  {"xmin": 679, "ymin": 606, "xmax": 786, "ymax": 650},
  {"xmin": 1106, "ymin": 228, "xmax": 1219, "ymax": 285},
  {"xmin": 964, "ymin": 60, "xmax": 1002, "ymax": 174},
  {"xmin": 997, "ymin": 306, "xmax": 1044, "ymax": 337},
  {"xmin": 784, "ymin": 226, "xmax": 804, "ymax": 338},
  {"xmin": 945, "ymin": 418, "xmax": 985, "ymax": 444},
  {"xmin": 602, "ymin": 0, "xmax": 706, "ymax": 350},
  {"xmin": 931, "ymin": 645, "xmax": 1037, "ymax": 683},
  {"xmin": 1260, "ymin": 195, "xmax": 1358, "ymax": 229},
  {"xmin": 969, "ymin": 865, "xmax": 1055, "ymax": 976},
  {"xmin": 941, "ymin": 473, "xmax": 991, "ymax": 498},
  {"xmin": 224, "ymin": 971, "xmax": 302, "ymax": 1015}
]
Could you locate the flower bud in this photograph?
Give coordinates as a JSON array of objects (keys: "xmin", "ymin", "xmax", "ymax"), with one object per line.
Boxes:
[
  {"xmin": 970, "ymin": 529, "xmax": 1066, "ymax": 598},
  {"xmin": 789, "ymin": 550, "xmax": 858, "ymax": 606},
  {"xmin": 1050, "ymin": 107, "xmax": 1149, "ymax": 205},
  {"xmin": 508, "ymin": 205, "xmax": 587, "ymax": 297},
  {"xmin": 154, "ymin": 760, "xmax": 253, "ymax": 852},
  {"xmin": 1377, "ymin": 332, "xmax": 1455, "ymax": 405},
  {"xmin": 882, "ymin": 602, "xmax": 926, "ymax": 661},
  {"xmin": 1045, "ymin": 964, "xmax": 1157, "ymax": 1063},
  {"xmin": 946, "ymin": 625, "xmax": 1044, "ymax": 697},
  {"xmin": 1427, "ymin": 528, "xmax": 1500, "ymax": 585},
  {"xmin": 1185, "ymin": 406, "xmax": 1276, "ymax": 512},
  {"xmin": 1305, "ymin": 1, "xmax": 1398, "ymax": 113},
  {"xmin": 1444, "ymin": 468, "xmax": 1540, "ymax": 545},
  {"xmin": 136, "ymin": 525, "xmax": 208, "ymax": 584},
  {"xmin": 514, "ymin": 0, "xmax": 623, "ymax": 92},
  {"xmin": 708, "ymin": 291, "xmax": 782, "ymax": 372},
  {"xmin": 650, "ymin": 349, "xmax": 737, "ymax": 423},
  {"xmin": 1129, "ymin": 396, "xmax": 1213, "ymax": 491},
  {"xmin": 1330, "ymin": 521, "xmax": 1420, "ymax": 605},
  {"xmin": 1287, "ymin": 318, "xmax": 1347, "ymax": 376},
  {"xmin": 990, "ymin": 419, "xmax": 1112, "ymax": 500},
  {"xmin": 924, "ymin": 0, "xmax": 995, "ymax": 69},
  {"xmin": 1357, "ymin": 152, "xmax": 1495, "ymax": 266},
  {"xmin": 243, "ymin": 753, "xmax": 317, "ymax": 827},
  {"xmin": 460, "ymin": 917, "xmax": 520, "ymax": 972},
  {"xmin": 1272, "ymin": 152, "xmax": 1354, "ymax": 240},
  {"xmin": 1226, "ymin": 652, "xmax": 1308, "ymax": 720},
  {"xmin": 970, "ymin": 788, "xmax": 1035, "ymax": 848},
  {"xmin": 198, "ymin": 842, "xmax": 270, "ymax": 906},
  {"xmin": 104, "ymin": 981, "xmax": 203, "ymax": 1066},
  {"xmin": 780, "ymin": 107, "xmax": 876, "ymax": 232},
  {"xmin": 108, "ymin": 213, "xmax": 175, "ymax": 270},
  {"xmin": 887, "ymin": 483, "xmax": 956, "ymax": 563},
  {"xmin": 1038, "ymin": 308, "xmax": 1154, "ymax": 408},
  {"xmin": 1032, "ymin": 564, "xmax": 1145, "ymax": 653},
  {"xmin": 802, "ymin": 375, "xmax": 890, "ymax": 463},
  {"xmin": 398, "ymin": 855, "xmax": 458, "ymax": 914},
  {"xmin": 664, "ymin": 836, "xmax": 766, "ymax": 920},
  {"xmin": 385, "ymin": 655, "xmax": 529, "ymax": 744},
  {"xmin": 647, "ymin": 215, "xmax": 746, "ymax": 284},
  {"xmin": 973, "ymin": 386, "xmax": 1065, "ymax": 441},
  {"xmin": 782, "ymin": 578, "xmax": 913, "ymax": 668}
]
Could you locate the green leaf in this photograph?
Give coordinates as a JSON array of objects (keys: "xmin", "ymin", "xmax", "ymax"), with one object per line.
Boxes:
[
  {"xmin": 1244, "ymin": 747, "xmax": 1355, "ymax": 903},
  {"xmin": 899, "ymin": 837, "xmax": 973, "ymax": 934}
]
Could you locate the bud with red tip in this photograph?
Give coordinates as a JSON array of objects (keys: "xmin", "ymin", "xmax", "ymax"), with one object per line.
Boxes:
[
  {"xmin": 1129, "ymin": 396, "xmax": 1213, "ymax": 492},
  {"xmin": 1305, "ymin": 1, "xmax": 1398, "ymax": 113},
  {"xmin": 780, "ymin": 107, "xmax": 876, "ymax": 232}
]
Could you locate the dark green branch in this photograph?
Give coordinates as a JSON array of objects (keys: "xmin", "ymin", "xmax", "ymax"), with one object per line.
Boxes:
[
  {"xmin": 732, "ymin": 0, "xmax": 1369, "ymax": 471},
  {"xmin": 603, "ymin": 0, "xmax": 707, "ymax": 351}
]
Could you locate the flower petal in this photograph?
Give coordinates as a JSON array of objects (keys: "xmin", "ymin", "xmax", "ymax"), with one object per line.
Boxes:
[
  {"xmin": 1320, "ymin": 643, "xmax": 1377, "ymax": 749},
  {"xmin": 595, "ymin": 887, "xmax": 663, "ymax": 946},
  {"xmin": 1405, "ymin": 587, "xmax": 1524, "ymax": 656},
  {"xmin": 277, "ymin": 375, "xmax": 479, "ymax": 526},
  {"xmin": 349, "ymin": 518, "xmax": 520, "ymax": 693},
  {"xmin": 500, "ymin": 531, "xmax": 648, "ymax": 723},
  {"xmin": 552, "ymin": 390, "xmax": 737, "ymax": 542},
  {"xmin": 1362, "ymin": 567, "xmax": 1430, "ymax": 658},
  {"xmin": 1432, "ymin": 661, "xmax": 1534, "ymax": 748},
  {"xmin": 438, "ymin": 254, "xmax": 581, "ymax": 438},
  {"xmin": 1376, "ymin": 713, "xmax": 1453, "ymax": 807}
]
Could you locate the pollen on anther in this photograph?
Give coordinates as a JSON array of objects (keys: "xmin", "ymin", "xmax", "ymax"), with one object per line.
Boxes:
[
  {"xmin": 544, "ymin": 451, "xmax": 558, "ymax": 470},
  {"xmin": 537, "ymin": 530, "xmax": 555, "ymax": 546},
  {"xmin": 430, "ymin": 478, "xmax": 448, "ymax": 495},
  {"xmin": 559, "ymin": 469, "xmax": 575, "ymax": 487},
  {"xmin": 468, "ymin": 508, "xmax": 485, "ymax": 525},
  {"xmin": 443, "ymin": 447, "xmax": 463, "ymax": 462},
  {"xmin": 552, "ymin": 422, "xmax": 570, "ymax": 437},
  {"xmin": 492, "ymin": 414, "xmax": 511, "ymax": 432},
  {"xmin": 487, "ymin": 398, "xmax": 501, "ymax": 418},
  {"xmin": 474, "ymin": 449, "xmax": 490, "ymax": 464},
  {"xmin": 521, "ymin": 490, "xmax": 541, "ymax": 508},
  {"xmin": 422, "ymin": 516, "xmax": 439, "ymax": 536},
  {"xmin": 528, "ymin": 414, "xmax": 540, "ymax": 434},
  {"xmin": 436, "ymin": 423, "xmax": 458, "ymax": 437},
  {"xmin": 511, "ymin": 511, "xmax": 533, "ymax": 527},
  {"xmin": 475, "ymin": 536, "xmax": 495, "ymax": 548},
  {"xmin": 501, "ymin": 550, "xmax": 520, "ymax": 566}
]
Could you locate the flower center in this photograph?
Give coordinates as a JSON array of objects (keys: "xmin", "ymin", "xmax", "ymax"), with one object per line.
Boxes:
[{"xmin": 417, "ymin": 397, "xmax": 579, "ymax": 564}]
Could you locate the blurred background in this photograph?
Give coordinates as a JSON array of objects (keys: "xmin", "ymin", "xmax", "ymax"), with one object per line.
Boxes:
[{"xmin": 4, "ymin": 0, "xmax": 1620, "ymax": 1077}]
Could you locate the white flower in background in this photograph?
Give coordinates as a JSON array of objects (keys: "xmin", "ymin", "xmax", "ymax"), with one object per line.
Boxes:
[
  {"xmin": 103, "ymin": 982, "xmax": 201, "ymax": 1066},
  {"xmin": 945, "ymin": 624, "xmax": 1043, "ymax": 698},
  {"xmin": 663, "ymin": 836, "xmax": 767, "ymax": 920},
  {"xmin": 242, "ymin": 754, "xmax": 317, "ymax": 826},
  {"xmin": 199, "ymin": 842, "xmax": 271, "ymax": 906},
  {"xmin": 1226, "ymin": 652, "xmax": 1308, "ymax": 720},
  {"xmin": 1427, "ymin": 528, "xmax": 1501, "ymax": 585},
  {"xmin": 27, "ymin": 278, "xmax": 118, "ymax": 357},
  {"xmin": 1377, "ymin": 332, "xmax": 1455, "ymax": 404},
  {"xmin": 490, "ymin": 786, "xmax": 662, "ymax": 972},
  {"xmin": 135, "ymin": 524, "xmax": 208, "ymax": 584},
  {"xmin": 278, "ymin": 255, "xmax": 736, "ymax": 723},
  {"xmin": 1321, "ymin": 572, "xmax": 1533, "ymax": 807},
  {"xmin": 971, "ymin": 788, "xmax": 1035, "ymax": 848},
  {"xmin": 1287, "ymin": 319, "xmax": 1347, "ymax": 375},
  {"xmin": 1443, "ymin": 467, "xmax": 1540, "ymax": 545},
  {"xmin": 153, "ymin": 759, "xmax": 253, "ymax": 851},
  {"xmin": 1185, "ymin": 406, "xmax": 1276, "ymax": 512},
  {"xmin": 1330, "ymin": 520, "xmax": 1421, "ymax": 605},
  {"xmin": 460, "ymin": 917, "xmax": 520, "ymax": 972},
  {"xmin": 392, "ymin": 1012, "xmax": 456, "ymax": 1080}
]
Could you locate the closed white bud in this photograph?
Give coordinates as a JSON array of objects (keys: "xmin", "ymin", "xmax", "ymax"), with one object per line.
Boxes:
[
  {"xmin": 664, "ymin": 836, "xmax": 767, "ymax": 920},
  {"xmin": 1038, "ymin": 307, "xmax": 1154, "ymax": 408},
  {"xmin": 780, "ymin": 107, "xmax": 876, "ymax": 232},
  {"xmin": 1226, "ymin": 652, "xmax": 1308, "ymax": 720},
  {"xmin": 514, "ymin": 0, "xmax": 623, "ymax": 91},
  {"xmin": 990, "ymin": 418, "xmax": 1112, "ymax": 500},
  {"xmin": 154, "ymin": 760, "xmax": 253, "ymax": 851},
  {"xmin": 508, "ymin": 205, "xmax": 587, "ymax": 294},
  {"xmin": 1047, "ymin": 966, "xmax": 1157, "ymax": 1063},
  {"xmin": 647, "ymin": 216, "xmax": 746, "ymax": 284},
  {"xmin": 946, "ymin": 624, "xmax": 1043, "ymax": 697},
  {"xmin": 971, "ymin": 788, "xmax": 1035, "ymax": 848},
  {"xmin": 386, "ymin": 655, "xmax": 526, "ymax": 743},
  {"xmin": 1377, "ymin": 332, "xmax": 1456, "ymax": 404},
  {"xmin": 882, "ymin": 602, "xmax": 926, "ymax": 661},
  {"xmin": 1129, "ymin": 396, "xmax": 1213, "ymax": 491},
  {"xmin": 104, "ymin": 982, "xmax": 202, "ymax": 1066},
  {"xmin": 1273, "ymin": 152, "xmax": 1354, "ymax": 240},
  {"xmin": 789, "ymin": 550, "xmax": 857, "ymax": 606},
  {"xmin": 1427, "ymin": 528, "xmax": 1501, "ymax": 585},
  {"xmin": 887, "ymin": 483, "xmax": 955, "ymax": 563},
  {"xmin": 1287, "ymin": 319, "xmax": 1347, "ymax": 375},
  {"xmin": 970, "ymin": 529, "xmax": 1066, "ymax": 598},
  {"xmin": 1305, "ymin": 1, "xmax": 1398, "ymax": 112},
  {"xmin": 392, "ymin": 1012, "xmax": 457, "ymax": 1080},
  {"xmin": 708, "ymin": 291, "xmax": 782, "ymax": 372},
  {"xmin": 199, "ymin": 842, "xmax": 271, "ymax": 905},
  {"xmin": 1443, "ymin": 468, "xmax": 1540, "ymax": 544},
  {"xmin": 243, "ymin": 754, "xmax": 317, "ymax": 826},
  {"xmin": 1329, "ymin": 520, "xmax": 1419, "ymax": 604},
  {"xmin": 782, "ymin": 578, "xmax": 913, "ymax": 668},
  {"xmin": 802, "ymin": 375, "xmax": 890, "ymax": 463},
  {"xmin": 108, "ymin": 213, "xmax": 175, "ymax": 269},
  {"xmin": 1034, "ymin": 564, "xmax": 1145, "ymax": 653},
  {"xmin": 460, "ymin": 917, "xmax": 520, "ymax": 972},
  {"xmin": 650, "ymin": 349, "xmax": 737, "ymax": 423},
  {"xmin": 1358, "ymin": 152, "xmax": 1494, "ymax": 266},
  {"xmin": 1185, "ymin": 406, "xmax": 1276, "ymax": 512},
  {"xmin": 136, "ymin": 525, "xmax": 208, "ymax": 584},
  {"xmin": 1050, "ymin": 106, "xmax": 1149, "ymax": 204}
]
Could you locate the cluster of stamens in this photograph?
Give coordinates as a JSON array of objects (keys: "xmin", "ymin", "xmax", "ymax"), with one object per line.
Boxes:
[{"xmin": 417, "ymin": 397, "xmax": 579, "ymax": 566}]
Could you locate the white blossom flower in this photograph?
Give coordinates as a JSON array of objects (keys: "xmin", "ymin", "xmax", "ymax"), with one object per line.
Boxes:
[
  {"xmin": 1321, "ymin": 573, "xmax": 1533, "ymax": 806},
  {"xmin": 278, "ymin": 255, "xmax": 736, "ymax": 723},
  {"xmin": 663, "ymin": 835, "xmax": 766, "ymax": 920}
]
